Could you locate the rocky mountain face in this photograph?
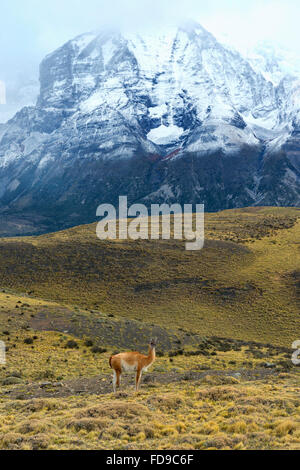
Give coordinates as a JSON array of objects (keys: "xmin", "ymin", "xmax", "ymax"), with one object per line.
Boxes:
[{"xmin": 0, "ymin": 21, "xmax": 299, "ymax": 236}]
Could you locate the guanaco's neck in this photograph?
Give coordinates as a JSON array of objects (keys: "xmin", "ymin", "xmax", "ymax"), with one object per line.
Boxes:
[{"xmin": 147, "ymin": 345, "xmax": 156, "ymax": 365}]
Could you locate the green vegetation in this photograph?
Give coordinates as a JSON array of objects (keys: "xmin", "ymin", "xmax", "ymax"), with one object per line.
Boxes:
[
  {"xmin": 0, "ymin": 207, "xmax": 299, "ymax": 450},
  {"xmin": 0, "ymin": 207, "xmax": 299, "ymax": 346}
]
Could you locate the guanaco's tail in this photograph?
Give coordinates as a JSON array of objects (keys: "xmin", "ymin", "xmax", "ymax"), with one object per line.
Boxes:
[{"xmin": 109, "ymin": 356, "xmax": 113, "ymax": 369}]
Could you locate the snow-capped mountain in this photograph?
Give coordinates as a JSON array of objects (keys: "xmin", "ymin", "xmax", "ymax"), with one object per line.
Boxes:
[
  {"xmin": 245, "ymin": 41, "xmax": 300, "ymax": 86},
  {"xmin": 0, "ymin": 21, "xmax": 299, "ymax": 236}
]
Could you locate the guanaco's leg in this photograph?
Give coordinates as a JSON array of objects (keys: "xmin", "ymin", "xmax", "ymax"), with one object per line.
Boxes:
[
  {"xmin": 116, "ymin": 370, "xmax": 121, "ymax": 390},
  {"xmin": 112, "ymin": 370, "xmax": 117, "ymax": 393},
  {"xmin": 135, "ymin": 369, "xmax": 142, "ymax": 392},
  {"xmin": 113, "ymin": 369, "xmax": 121, "ymax": 393}
]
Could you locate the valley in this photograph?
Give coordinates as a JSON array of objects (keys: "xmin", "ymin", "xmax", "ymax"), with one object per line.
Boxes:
[{"xmin": 0, "ymin": 207, "xmax": 299, "ymax": 450}]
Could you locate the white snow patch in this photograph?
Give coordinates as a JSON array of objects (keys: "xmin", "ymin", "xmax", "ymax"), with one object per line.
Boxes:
[
  {"xmin": 149, "ymin": 104, "xmax": 168, "ymax": 119},
  {"xmin": 187, "ymin": 121, "xmax": 259, "ymax": 154},
  {"xmin": 72, "ymin": 33, "xmax": 97, "ymax": 54},
  {"xmin": 52, "ymin": 80, "xmax": 68, "ymax": 98},
  {"xmin": 80, "ymin": 77, "xmax": 128, "ymax": 112},
  {"xmin": 8, "ymin": 179, "xmax": 20, "ymax": 192},
  {"xmin": 38, "ymin": 155, "xmax": 54, "ymax": 169},
  {"xmin": 144, "ymin": 184, "xmax": 175, "ymax": 200},
  {"xmin": 0, "ymin": 147, "xmax": 22, "ymax": 168},
  {"xmin": 147, "ymin": 124, "xmax": 183, "ymax": 145},
  {"xmin": 102, "ymin": 40, "xmax": 117, "ymax": 68},
  {"xmin": 23, "ymin": 133, "xmax": 47, "ymax": 156},
  {"xmin": 90, "ymin": 48, "xmax": 100, "ymax": 60},
  {"xmin": 245, "ymin": 188, "xmax": 257, "ymax": 200},
  {"xmin": 242, "ymin": 111, "xmax": 278, "ymax": 131},
  {"xmin": 266, "ymin": 129, "xmax": 291, "ymax": 153},
  {"xmin": 73, "ymin": 75, "xmax": 96, "ymax": 89}
]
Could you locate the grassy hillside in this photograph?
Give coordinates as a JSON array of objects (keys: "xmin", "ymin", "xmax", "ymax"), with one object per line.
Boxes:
[
  {"xmin": 0, "ymin": 207, "xmax": 299, "ymax": 346},
  {"xmin": 1, "ymin": 372, "xmax": 300, "ymax": 450},
  {"xmin": 0, "ymin": 293, "xmax": 299, "ymax": 450},
  {"xmin": 0, "ymin": 207, "xmax": 299, "ymax": 450},
  {"xmin": 0, "ymin": 292, "xmax": 299, "ymax": 451}
]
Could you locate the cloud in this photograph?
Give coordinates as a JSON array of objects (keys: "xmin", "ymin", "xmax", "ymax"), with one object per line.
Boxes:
[
  {"xmin": 2, "ymin": 0, "xmax": 300, "ymax": 55},
  {"xmin": 0, "ymin": 0, "xmax": 299, "ymax": 122}
]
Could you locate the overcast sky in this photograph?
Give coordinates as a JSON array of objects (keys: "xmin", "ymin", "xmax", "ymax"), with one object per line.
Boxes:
[{"xmin": 0, "ymin": 0, "xmax": 299, "ymax": 121}]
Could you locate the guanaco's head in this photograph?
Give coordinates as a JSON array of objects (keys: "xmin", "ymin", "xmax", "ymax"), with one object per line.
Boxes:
[{"xmin": 150, "ymin": 337, "xmax": 157, "ymax": 348}]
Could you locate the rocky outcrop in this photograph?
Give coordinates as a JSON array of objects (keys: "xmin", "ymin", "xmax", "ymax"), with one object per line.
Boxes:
[{"xmin": 0, "ymin": 22, "xmax": 299, "ymax": 235}]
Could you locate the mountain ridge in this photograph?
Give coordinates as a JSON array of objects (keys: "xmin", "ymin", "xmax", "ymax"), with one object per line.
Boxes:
[{"xmin": 0, "ymin": 22, "xmax": 299, "ymax": 236}]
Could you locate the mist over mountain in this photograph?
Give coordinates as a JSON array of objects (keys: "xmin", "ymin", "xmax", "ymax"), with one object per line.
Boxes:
[
  {"xmin": 0, "ymin": 21, "xmax": 299, "ymax": 236},
  {"xmin": 0, "ymin": 77, "xmax": 39, "ymax": 124}
]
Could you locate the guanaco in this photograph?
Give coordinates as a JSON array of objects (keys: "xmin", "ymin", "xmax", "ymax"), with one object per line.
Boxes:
[{"xmin": 109, "ymin": 338, "xmax": 157, "ymax": 392}]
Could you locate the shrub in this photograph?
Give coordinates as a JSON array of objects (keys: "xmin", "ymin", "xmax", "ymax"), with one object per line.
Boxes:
[
  {"xmin": 198, "ymin": 385, "xmax": 243, "ymax": 401},
  {"xmin": 65, "ymin": 340, "xmax": 79, "ymax": 349},
  {"xmin": 91, "ymin": 346, "xmax": 107, "ymax": 354},
  {"xmin": 24, "ymin": 338, "xmax": 34, "ymax": 345},
  {"xmin": 275, "ymin": 420, "xmax": 297, "ymax": 437},
  {"xmin": 76, "ymin": 402, "xmax": 150, "ymax": 419}
]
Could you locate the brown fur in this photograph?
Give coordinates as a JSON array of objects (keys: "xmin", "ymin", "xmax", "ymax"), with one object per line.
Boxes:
[{"xmin": 109, "ymin": 339, "xmax": 157, "ymax": 392}]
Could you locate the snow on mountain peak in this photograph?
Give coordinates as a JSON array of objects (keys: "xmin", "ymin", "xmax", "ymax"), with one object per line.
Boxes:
[
  {"xmin": 39, "ymin": 23, "xmax": 284, "ymax": 144},
  {"xmin": 0, "ymin": 21, "xmax": 299, "ymax": 237}
]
